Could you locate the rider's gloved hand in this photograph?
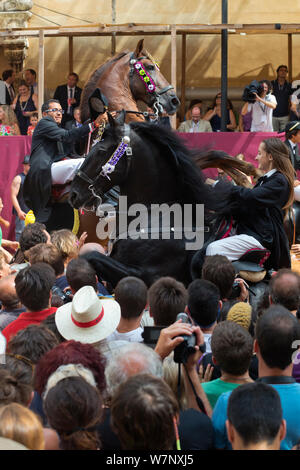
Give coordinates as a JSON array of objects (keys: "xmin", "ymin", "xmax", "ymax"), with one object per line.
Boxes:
[{"xmin": 94, "ymin": 112, "xmax": 108, "ymax": 127}]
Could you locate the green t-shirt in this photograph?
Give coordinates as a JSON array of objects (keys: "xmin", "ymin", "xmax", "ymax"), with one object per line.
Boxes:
[{"xmin": 202, "ymin": 379, "xmax": 240, "ymax": 409}]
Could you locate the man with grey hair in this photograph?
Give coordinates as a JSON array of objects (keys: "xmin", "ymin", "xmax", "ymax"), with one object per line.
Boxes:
[
  {"xmin": 177, "ymin": 106, "xmax": 212, "ymax": 133},
  {"xmin": 99, "ymin": 325, "xmax": 214, "ymax": 450},
  {"xmin": 105, "ymin": 342, "xmax": 163, "ymax": 399}
]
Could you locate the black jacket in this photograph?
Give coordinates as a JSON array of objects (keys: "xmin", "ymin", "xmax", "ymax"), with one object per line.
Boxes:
[
  {"xmin": 23, "ymin": 115, "xmax": 91, "ymax": 222},
  {"xmin": 5, "ymin": 83, "xmax": 14, "ymax": 105},
  {"xmin": 53, "ymin": 84, "xmax": 82, "ymax": 125},
  {"xmin": 229, "ymin": 171, "xmax": 291, "ymax": 270},
  {"xmin": 215, "ymin": 171, "xmax": 291, "ymax": 270},
  {"xmin": 284, "ymin": 139, "xmax": 300, "ymax": 172}
]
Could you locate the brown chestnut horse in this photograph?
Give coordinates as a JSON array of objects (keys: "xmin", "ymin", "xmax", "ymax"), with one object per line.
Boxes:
[
  {"xmin": 80, "ymin": 38, "xmax": 180, "ymax": 124},
  {"xmin": 73, "ymin": 39, "xmax": 180, "ymax": 244}
]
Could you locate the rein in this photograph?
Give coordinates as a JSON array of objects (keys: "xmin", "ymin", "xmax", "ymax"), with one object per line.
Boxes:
[{"xmin": 76, "ymin": 123, "xmax": 132, "ymax": 203}]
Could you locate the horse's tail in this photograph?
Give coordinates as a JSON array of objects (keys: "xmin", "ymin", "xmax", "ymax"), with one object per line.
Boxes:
[{"xmin": 194, "ymin": 149, "xmax": 259, "ymax": 181}]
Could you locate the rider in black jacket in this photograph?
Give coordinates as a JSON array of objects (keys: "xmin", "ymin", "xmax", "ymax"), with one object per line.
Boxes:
[
  {"xmin": 23, "ymin": 99, "xmax": 106, "ymax": 223},
  {"xmin": 206, "ymin": 138, "xmax": 294, "ymax": 271}
]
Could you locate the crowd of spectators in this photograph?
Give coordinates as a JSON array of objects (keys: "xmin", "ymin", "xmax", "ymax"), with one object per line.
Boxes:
[
  {"xmin": 177, "ymin": 64, "xmax": 300, "ymax": 133},
  {"xmin": 0, "ymin": 69, "xmax": 82, "ymax": 136},
  {"xmin": 0, "ymin": 222, "xmax": 297, "ymax": 451},
  {"xmin": 0, "ymin": 63, "xmax": 299, "ymax": 136}
]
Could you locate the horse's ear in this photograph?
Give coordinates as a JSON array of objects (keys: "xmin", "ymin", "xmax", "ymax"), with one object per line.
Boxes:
[
  {"xmin": 108, "ymin": 112, "xmax": 116, "ymax": 128},
  {"xmin": 115, "ymin": 109, "xmax": 126, "ymax": 126},
  {"xmin": 134, "ymin": 39, "xmax": 144, "ymax": 58}
]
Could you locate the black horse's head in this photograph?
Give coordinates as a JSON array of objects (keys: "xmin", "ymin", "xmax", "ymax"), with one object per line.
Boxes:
[{"xmin": 69, "ymin": 112, "xmax": 129, "ymax": 209}]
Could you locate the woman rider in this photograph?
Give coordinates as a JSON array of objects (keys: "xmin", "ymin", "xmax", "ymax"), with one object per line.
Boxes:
[{"xmin": 205, "ymin": 138, "xmax": 294, "ymax": 270}]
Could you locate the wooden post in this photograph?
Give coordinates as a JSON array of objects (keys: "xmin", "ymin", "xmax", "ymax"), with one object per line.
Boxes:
[
  {"xmin": 69, "ymin": 36, "xmax": 74, "ymax": 73},
  {"xmin": 221, "ymin": 0, "xmax": 228, "ymax": 132},
  {"xmin": 288, "ymin": 34, "xmax": 293, "ymax": 82},
  {"xmin": 111, "ymin": 0, "xmax": 116, "ymax": 56},
  {"xmin": 38, "ymin": 30, "xmax": 45, "ymax": 120},
  {"xmin": 180, "ymin": 33, "xmax": 186, "ymax": 122},
  {"xmin": 170, "ymin": 24, "xmax": 177, "ymax": 129}
]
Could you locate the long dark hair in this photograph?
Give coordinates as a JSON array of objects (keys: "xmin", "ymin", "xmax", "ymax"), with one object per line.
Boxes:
[
  {"xmin": 262, "ymin": 137, "xmax": 294, "ymax": 210},
  {"xmin": 211, "ymin": 92, "xmax": 233, "ymax": 110},
  {"xmin": 44, "ymin": 376, "xmax": 103, "ymax": 450},
  {"xmin": 259, "ymin": 79, "xmax": 272, "ymax": 96}
]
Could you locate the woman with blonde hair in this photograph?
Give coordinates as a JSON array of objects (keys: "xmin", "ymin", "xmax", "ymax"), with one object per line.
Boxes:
[
  {"xmin": 0, "ymin": 403, "xmax": 44, "ymax": 450},
  {"xmin": 50, "ymin": 229, "xmax": 87, "ymax": 269},
  {"xmin": 0, "ymin": 104, "xmax": 20, "ymax": 135}
]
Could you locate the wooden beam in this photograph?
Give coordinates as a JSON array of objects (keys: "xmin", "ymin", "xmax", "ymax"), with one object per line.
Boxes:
[
  {"xmin": 69, "ymin": 36, "xmax": 74, "ymax": 73},
  {"xmin": 38, "ymin": 30, "xmax": 44, "ymax": 120},
  {"xmin": 179, "ymin": 33, "xmax": 186, "ymax": 122},
  {"xmin": 2, "ymin": 23, "xmax": 300, "ymax": 38},
  {"xmin": 288, "ymin": 34, "xmax": 293, "ymax": 82},
  {"xmin": 170, "ymin": 24, "xmax": 177, "ymax": 129}
]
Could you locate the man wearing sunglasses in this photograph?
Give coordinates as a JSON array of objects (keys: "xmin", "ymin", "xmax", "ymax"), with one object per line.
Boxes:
[{"xmin": 23, "ymin": 99, "xmax": 107, "ymax": 224}]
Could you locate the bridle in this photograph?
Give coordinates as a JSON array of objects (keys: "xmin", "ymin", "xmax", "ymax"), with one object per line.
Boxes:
[
  {"xmin": 75, "ymin": 123, "xmax": 132, "ymax": 204},
  {"xmin": 128, "ymin": 52, "xmax": 174, "ymax": 120}
]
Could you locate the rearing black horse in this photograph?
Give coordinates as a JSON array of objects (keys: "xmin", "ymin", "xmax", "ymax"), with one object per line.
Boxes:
[{"xmin": 69, "ymin": 115, "xmax": 237, "ymax": 287}]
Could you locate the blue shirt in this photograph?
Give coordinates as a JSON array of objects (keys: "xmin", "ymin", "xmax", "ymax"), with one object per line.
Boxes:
[{"xmin": 212, "ymin": 382, "xmax": 300, "ymax": 450}]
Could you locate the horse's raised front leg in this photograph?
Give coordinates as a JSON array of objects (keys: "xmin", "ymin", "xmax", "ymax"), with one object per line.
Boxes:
[{"xmin": 82, "ymin": 251, "xmax": 142, "ymax": 290}]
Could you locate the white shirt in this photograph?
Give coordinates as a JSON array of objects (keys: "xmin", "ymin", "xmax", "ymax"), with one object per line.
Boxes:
[
  {"xmin": 189, "ymin": 121, "xmax": 201, "ymax": 133},
  {"xmin": 288, "ymin": 139, "xmax": 298, "ymax": 155},
  {"xmin": 68, "ymin": 86, "xmax": 75, "ymax": 98},
  {"xmin": 265, "ymin": 168, "xmax": 277, "ymax": 178},
  {"xmin": 203, "ymin": 333, "xmax": 212, "ymax": 354},
  {"xmin": 67, "ymin": 87, "xmax": 75, "ymax": 113},
  {"xmin": 5, "ymin": 82, "xmax": 14, "ymax": 101},
  {"xmin": 107, "ymin": 326, "xmax": 144, "ymax": 343},
  {"xmin": 291, "ymin": 88, "xmax": 300, "ymax": 110},
  {"xmin": 248, "ymin": 93, "xmax": 277, "ymax": 132}
]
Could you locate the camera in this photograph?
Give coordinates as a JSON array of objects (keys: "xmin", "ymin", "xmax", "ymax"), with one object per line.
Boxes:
[
  {"xmin": 229, "ymin": 280, "xmax": 242, "ymax": 299},
  {"xmin": 242, "ymin": 80, "xmax": 264, "ymax": 103},
  {"xmin": 173, "ymin": 313, "xmax": 197, "ymax": 364},
  {"xmin": 142, "ymin": 326, "xmax": 164, "ymax": 348},
  {"xmin": 51, "ymin": 285, "xmax": 73, "ymax": 304}
]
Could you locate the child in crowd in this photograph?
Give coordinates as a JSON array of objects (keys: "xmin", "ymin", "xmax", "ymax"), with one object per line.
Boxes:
[{"xmin": 27, "ymin": 112, "xmax": 39, "ymax": 136}]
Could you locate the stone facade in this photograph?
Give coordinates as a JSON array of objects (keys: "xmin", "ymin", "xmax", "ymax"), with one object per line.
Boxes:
[{"xmin": 0, "ymin": 0, "xmax": 32, "ymax": 71}]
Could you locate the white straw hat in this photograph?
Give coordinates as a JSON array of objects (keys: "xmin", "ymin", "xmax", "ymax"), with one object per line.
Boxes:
[{"xmin": 55, "ymin": 285, "xmax": 121, "ymax": 344}]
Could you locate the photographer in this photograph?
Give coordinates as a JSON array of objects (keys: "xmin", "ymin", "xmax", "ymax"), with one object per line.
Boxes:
[
  {"xmin": 242, "ymin": 80, "xmax": 277, "ymax": 132},
  {"xmin": 154, "ymin": 319, "xmax": 213, "ymax": 417}
]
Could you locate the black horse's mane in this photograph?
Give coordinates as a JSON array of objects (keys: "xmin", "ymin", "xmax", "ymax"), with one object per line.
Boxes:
[
  {"xmin": 128, "ymin": 121, "xmax": 220, "ymax": 208},
  {"xmin": 80, "ymin": 51, "xmax": 129, "ymax": 123}
]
